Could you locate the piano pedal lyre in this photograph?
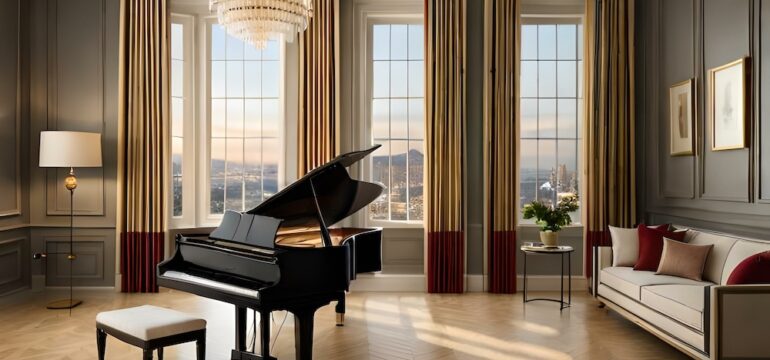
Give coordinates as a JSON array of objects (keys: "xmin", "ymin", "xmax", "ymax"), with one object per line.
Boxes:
[{"xmin": 336, "ymin": 313, "xmax": 344, "ymax": 326}]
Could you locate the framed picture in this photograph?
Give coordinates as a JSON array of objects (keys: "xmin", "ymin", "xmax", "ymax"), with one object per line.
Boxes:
[
  {"xmin": 709, "ymin": 57, "xmax": 750, "ymax": 151},
  {"xmin": 669, "ymin": 79, "xmax": 695, "ymax": 155}
]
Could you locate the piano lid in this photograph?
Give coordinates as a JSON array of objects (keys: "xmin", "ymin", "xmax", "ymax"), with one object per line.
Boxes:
[{"xmin": 247, "ymin": 146, "xmax": 385, "ymax": 228}]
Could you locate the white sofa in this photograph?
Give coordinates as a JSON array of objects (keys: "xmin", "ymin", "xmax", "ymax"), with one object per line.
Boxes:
[{"xmin": 595, "ymin": 227, "xmax": 770, "ymax": 359}]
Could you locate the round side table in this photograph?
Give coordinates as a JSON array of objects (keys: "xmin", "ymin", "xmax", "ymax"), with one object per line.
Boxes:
[{"xmin": 521, "ymin": 245, "xmax": 574, "ymax": 310}]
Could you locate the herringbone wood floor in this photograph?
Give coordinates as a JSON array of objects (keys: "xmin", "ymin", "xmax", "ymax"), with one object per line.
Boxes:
[{"xmin": 0, "ymin": 289, "xmax": 688, "ymax": 360}]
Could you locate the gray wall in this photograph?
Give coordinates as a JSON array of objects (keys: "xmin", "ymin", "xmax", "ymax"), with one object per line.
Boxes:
[
  {"xmin": 637, "ymin": 0, "xmax": 770, "ymax": 238},
  {"xmin": 0, "ymin": 0, "xmax": 120, "ymax": 295}
]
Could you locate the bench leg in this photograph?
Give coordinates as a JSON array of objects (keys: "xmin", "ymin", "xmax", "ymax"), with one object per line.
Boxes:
[
  {"xmin": 96, "ymin": 329, "xmax": 106, "ymax": 360},
  {"xmin": 157, "ymin": 347, "xmax": 163, "ymax": 360},
  {"xmin": 196, "ymin": 337, "xmax": 206, "ymax": 360},
  {"xmin": 143, "ymin": 349, "xmax": 153, "ymax": 360}
]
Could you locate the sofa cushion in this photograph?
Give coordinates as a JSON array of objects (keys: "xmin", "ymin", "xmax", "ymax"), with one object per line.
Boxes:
[
  {"xmin": 686, "ymin": 230, "xmax": 738, "ymax": 284},
  {"xmin": 610, "ymin": 224, "xmax": 669, "ymax": 267},
  {"xmin": 656, "ymin": 238, "xmax": 713, "ymax": 281},
  {"xmin": 635, "ymin": 226, "xmax": 687, "ymax": 271},
  {"xmin": 722, "ymin": 240, "xmax": 770, "ymax": 285},
  {"xmin": 727, "ymin": 251, "xmax": 770, "ymax": 285},
  {"xmin": 600, "ymin": 266, "xmax": 712, "ymax": 301},
  {"xmin": 641, "ymin": 284, "xmax": 706, "ymax": 331}
]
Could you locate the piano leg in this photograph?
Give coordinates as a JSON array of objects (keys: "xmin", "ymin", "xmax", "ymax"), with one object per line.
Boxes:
[
  {"xmin": 293, "ymin": 307, "xmax": 318, "ymax": 360},
  {"xmin": 260, "ymin": 311, "xmax": 271, "ymax": 358},
  {"xmin": 236, "ymin": 306, "xmax": 247, "ymax": 351},
  {"xmin": 335, "ymin": 292, "xmax": 345, "ymax": 326}
]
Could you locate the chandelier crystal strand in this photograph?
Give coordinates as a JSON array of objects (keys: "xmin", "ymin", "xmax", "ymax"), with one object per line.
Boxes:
[{"xmin": 210, "ymin": 0, "xmax": 314, "ymax": 49}]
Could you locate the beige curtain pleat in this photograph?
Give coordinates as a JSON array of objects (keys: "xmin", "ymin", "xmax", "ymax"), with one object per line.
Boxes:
[
  {"xmin": 117, "ymin": 0, "xmax": 169, "ymax": 292},
  {"xmin": 298, "ymin": 0, "xmax": 339, "ymax": 176},
  {"xmin": 426, "ymin": 0, "xmax": 466, "ymax": 293},
  {"xmin": 485, "ymin": 0, "xmax": 519, "ymax": 294},
  {"xmin": 583, "ymin": 0, "xmax": 636, "ymax": 279}
]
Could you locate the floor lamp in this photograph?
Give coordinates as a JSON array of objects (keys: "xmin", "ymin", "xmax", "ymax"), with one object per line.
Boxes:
[{"xmin": 38, "ymin": 131, "xmax": 103, "ymax": 311}]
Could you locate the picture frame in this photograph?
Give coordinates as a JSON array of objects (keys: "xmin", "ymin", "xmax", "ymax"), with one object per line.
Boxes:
[
  {"xmin": 669, "ymin": 79, "xmax": 695, "ymax": 156},
  {"xmin": 709, "ymin": 57, "xmax": 750, "ymax": 151}
]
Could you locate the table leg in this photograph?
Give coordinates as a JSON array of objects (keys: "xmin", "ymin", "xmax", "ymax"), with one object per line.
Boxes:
[
  {"xmin": 523, "ymin": 251, "xmax": 528, "ymax": 302},
  {"xmin": 560, "ymin": 252, "xmax": 564, "ymax": 310},
  {"xmin": 568, "ymin": 251, "xmax": 572, "ymax": 305}
]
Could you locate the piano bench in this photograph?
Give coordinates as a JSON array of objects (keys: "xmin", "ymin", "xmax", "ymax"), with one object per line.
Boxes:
[{"xmin": 95, "ymin": 305, "xmax": 207, "ymax": 360}]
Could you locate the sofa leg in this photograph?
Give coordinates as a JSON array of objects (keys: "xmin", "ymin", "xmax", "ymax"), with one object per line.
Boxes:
[{"xmin": 597, "ymin": 301, "xmax": 606, "ymax": 308}]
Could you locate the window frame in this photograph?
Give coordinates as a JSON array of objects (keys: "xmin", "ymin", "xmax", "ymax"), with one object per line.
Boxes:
[
  {"xmin": 200, "ymin": 16, "xmax": 288, "ymax": 226},
  {"xmin": 518, "ymin": 14, "xmax": 585, "ymax": 227},
  {"xmin": 360, "ymin": 12, "xmax": 425, "ymax": 229}
]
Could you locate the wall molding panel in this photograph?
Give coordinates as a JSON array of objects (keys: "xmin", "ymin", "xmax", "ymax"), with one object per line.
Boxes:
[
  {"xmin": 0, "ymin": 0, "xmax": 23, "ymax": 218},
  {"xmin": 639, "ymin": 0, "xmax": 770, "ymax": 236}
]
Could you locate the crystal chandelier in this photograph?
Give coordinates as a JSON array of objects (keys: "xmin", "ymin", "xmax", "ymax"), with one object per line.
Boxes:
[{"xmin": 210, "ymin": 0, "xmax": 314, "ymax": 49}]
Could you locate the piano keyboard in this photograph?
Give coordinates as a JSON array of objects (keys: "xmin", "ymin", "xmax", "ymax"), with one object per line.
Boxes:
[{"xmin": 163, "ymin": 271, "xmax": 260, "ymax": 299}]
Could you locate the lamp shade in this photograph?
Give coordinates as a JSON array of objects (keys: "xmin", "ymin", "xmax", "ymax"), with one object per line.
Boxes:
[{"xmin": 39, "ymin": 131, "xmax": 103, "ymax": 168}]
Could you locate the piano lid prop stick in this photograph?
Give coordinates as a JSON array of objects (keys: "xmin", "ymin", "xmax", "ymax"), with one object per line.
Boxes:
[{"xmin": 309, "ymin": 176, "xmax": 334, "ymax": 247}]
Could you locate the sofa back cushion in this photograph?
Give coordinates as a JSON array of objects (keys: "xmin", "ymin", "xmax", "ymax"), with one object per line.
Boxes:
[
  {"xmin": 722, "ymin": 241, "xmax": 770, "ymax": 285},
  {"xmin": 687, "ymin": 230, "xmax": 738, "ymax": 283}
]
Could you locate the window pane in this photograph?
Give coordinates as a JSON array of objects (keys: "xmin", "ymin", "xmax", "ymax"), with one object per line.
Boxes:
[
  {"xmin": 172, "ymin": 60, "xmax": 183, "ymax": 97},
  {"xmin": 522, "ymin": 25, "xmax": 537, "ymax": 60},
  {"xmin": 210, "ymin": 177, "xmax": 224, "ymax": 214},
  {"xmin": 244, "ymin": 61, "xmax": 261, "ymax": 97},
  {"xmin": 226, "ymin": 178, "xmax": 243, "ymax": 211},
  {"xmin": 391, "ymin": 25, "xmax": 408, "ymax": 60},
  {"xmin": 577, "ymin": 24, "xmax": 583, "ymax": 60},
  {"xmin": 172, "ymin": 24, "xmax": 183, "ymax": 60},
  {"xmin": 408, "ymin": 61, "xmax": 423, "ymax": 97},
  {"xmin": 172, "ymin": 136, "xmax": 183, "ymax": 177},
  {"xmin": 262, "ymin": 99, "xmax": 280, "ymax": 137},
  {"xmin": 211, "ymin": 25, "xmax": 226, "ymax": 60},
  {"xmin": 521, "ymin": 99, "xmax": 538, "ymax": 138},
  {"xmin": 173, "ymin": 175, "xmax": 183, "ymax": 217},
  {"xmin": 262, "ymin": 61, "xmax": 280, "ymax": 98},
  {"xmin": 390, "ymin": 99, "xmax": 408, "ymax": 139},
  {"xmin": 263, "ymin": 40, "xmax": 280, "ymax": 61},
  {"xmin": 244, "ymin": 139, "xmax": 262, "ymax": 206},
  {"xmin": 520, "ymin": 61, "xmax": 537, "ymax": 98},
  {"xmin": 244, "ymin": 99, "xmax": 261, "ymax": 137},
  {"xmin": 370, "ymin": 141, "xmax": 389, "ymax": 220},
  {"xmin": 537, "ymin": 140, "xmax": 557, "ymax": 207},
  {"xmin": 538, "ymin": 25, "xmax": 556, "ymax": 59},
  {"xmin": 227, "ymin": 138, "xmax": 244, "ymax": 176},
  {"xmin": 226, "ymin": 35, "xmax": 244, "ymax": 60},
  {"xmin": 578, "ymin": 60, "xmax": 583, "ymax": 98},
  {"xmin": 372, "ymin": 99, "xmax": 389, "ymax": 139},
  {"xmin": 558, "ymin": 99, "xmax": 577, "ymax": 138},
  {"xmin": 172, "ymin": 98, "xmax": 184, "ymax": 137},
  {"xmin": 227, "ymin": 61, "xmax": 244, "ymax": 97},
  {"xmin": 520, "ymin": 139, "xmax": 537, "ymax": 207},
  {"xmin": 390, "ymin": 140, "xmax": 408, "ymax": 220},
  {"xmin": 211, "ymin": 99, "xmax": 226, "ymax": 137},
  {"xmin": 538, "ymin": 61, "xmax": 556, "ymax": 97},
  {"xmin": 557, "ymin": 61, "xmax": 576, "ymax": 97},
  {"xmin": 391, "ymin": 61, "xmax": 408, "ymax": 97},
  {"xmin": 408, "ymin": 99, "xmax": 424, "ymax": 139},
  {"xmin": 539, "ymin": 99, "xmax": 556, "ymax": 138},
  {"xmin": 408, "ymin": 25, "xmax": 423, "ymax": 60},
  {"xmin": 558, "ymin": 140, "xmax": 578, "ymax": 181},
  {"xmin": 557, "ymin": 25, "xmax": 576, "ymax": 60},
  {"xmin": 408, "ymin": 140, "xmax": 423, "ymax": 220},
  {"xmin": 227, "ymin": 99, "xmax": 244, "ymax": 137},
  {"xmin": 211, "ymin": 61, "xmax": 226, "ymax": 98},
  {"xmin": 262, "ymin": 138, "xmax": 280, "ymax": 197},
  {"xmin": 373, "ymin": 61, "xmax": 390, "ymax": 98},
  {"xmin": 211, "ymin": 138, "xmax": 225, "ymax": 179},
  {"xmin": 373, "ymin": 25, "xmax": 390, "ymax": 60},
  {"xmin": 577, "ymin": 98, "xmax": 584, "ymax": 139}
]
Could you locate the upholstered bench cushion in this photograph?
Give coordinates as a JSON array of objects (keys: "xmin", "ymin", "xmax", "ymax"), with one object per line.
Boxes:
[{"xmin": 96, "ymin": 305, "xmax": 206, "ymax": 341}]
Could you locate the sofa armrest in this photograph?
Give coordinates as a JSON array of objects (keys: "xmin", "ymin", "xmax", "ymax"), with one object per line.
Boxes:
[
  {"xmin": 710, "ymin": 285, "xmax": 770, "ymax": 359},
  {"xmin": 597, "ymin": 246, "xmax": 613, "ymax": 270}
]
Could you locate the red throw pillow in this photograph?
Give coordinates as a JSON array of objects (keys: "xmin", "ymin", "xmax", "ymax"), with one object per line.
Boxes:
[
  {"xmin": 634, "ymin": 224, "xmax": 686, "ymax": 271},
  {"xmin": 727, "ymin": 251, "xmax": 770, "ymax": 285}
]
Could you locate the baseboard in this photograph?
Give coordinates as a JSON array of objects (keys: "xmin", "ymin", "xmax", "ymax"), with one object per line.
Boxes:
[
  {"xmin": 466, "ymin": 274, "xmax": 485, "ymax": 292},
  {"xmin": 350, "ymin": 273, "xmax": 426, "ymax": 292},
  {"xmin": 516, "ymin": 275, "xmax": 588, "ymax": 292}
]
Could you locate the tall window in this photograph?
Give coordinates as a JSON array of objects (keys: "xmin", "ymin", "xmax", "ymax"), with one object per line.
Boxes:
[
  {"xmin": 368, "ymin": 22, "xmax": 425, "ymax": 223},
  {"xmin": 171, "ymin": 23, "xmax": 184, "ymax": 217},
  {"xmin": 519, "ymin": 21, "xmax": 583, "ymax": 222},
  {"xmin": 208, "ymin": 24, "xmax": 283, "ymax": 215}
]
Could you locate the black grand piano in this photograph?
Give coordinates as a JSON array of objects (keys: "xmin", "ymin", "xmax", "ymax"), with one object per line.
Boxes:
[{"xmin": 157, "ymin": 146, "xmax": 385, "ymax": 360}]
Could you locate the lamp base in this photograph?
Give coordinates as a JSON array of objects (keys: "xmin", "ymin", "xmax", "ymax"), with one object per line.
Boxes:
[{"xmin": 46, "ymin": 299, "xmax": 83, "ymax": 310}]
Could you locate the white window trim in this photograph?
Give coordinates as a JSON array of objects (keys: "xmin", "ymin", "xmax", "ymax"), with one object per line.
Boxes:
[
  {"xmin": 518, "ymin": 14, "xmax": 585, "ymax": 228},
  {"xmin": 350, "ymin": 1, "xmax": 425, "ymax": 229},
  {"xmin": 169, "ymin": 11, "xmax": 297, "ymax": 229}
]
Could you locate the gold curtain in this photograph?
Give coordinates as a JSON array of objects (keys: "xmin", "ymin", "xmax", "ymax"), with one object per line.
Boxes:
[
  {"xmin": 117, "ymin": 0, "xmax": 169, "ymax": 293},
  {"xmin": 584, "ymin": 0, "xmax": 636, "ymax": 280},
  {"xmin": 485, "ymin": 0, "xmax": 519, "ymax": 294},
  {"xmin": 426, "ymin": 0, "xmax": 466, "ymax": 293},
  {"xmin": 298, "ymin": 0, "xmax": 339, "ymax": 176}
]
